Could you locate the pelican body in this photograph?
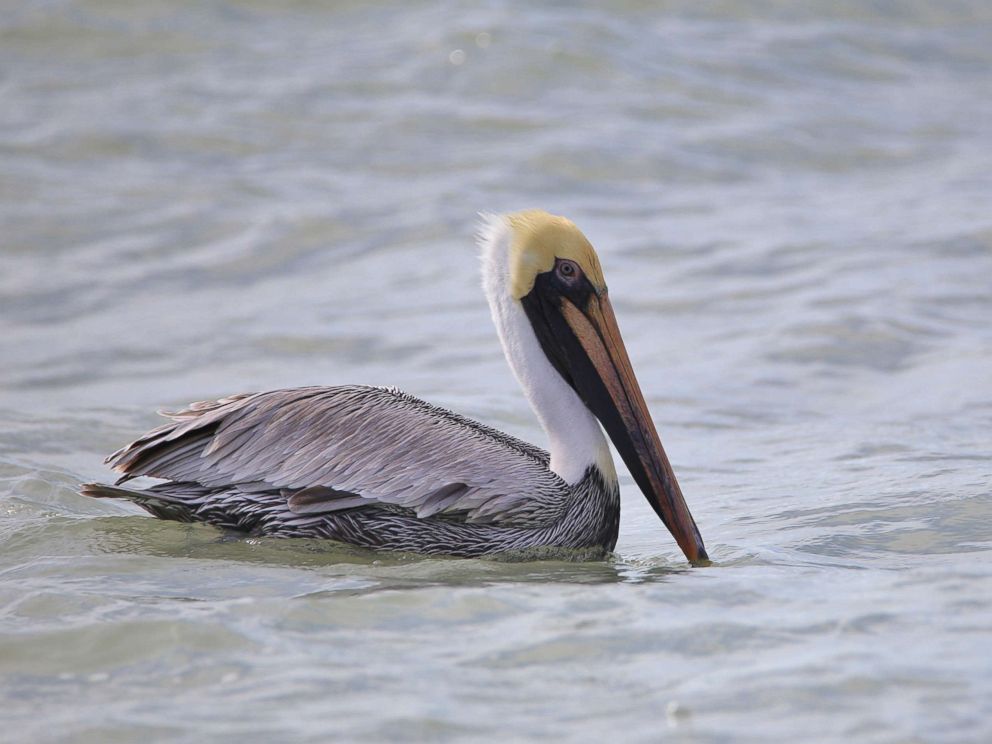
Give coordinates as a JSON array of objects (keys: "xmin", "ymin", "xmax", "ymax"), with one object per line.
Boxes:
[{"xmin": 83, "ymin": 211, "xmax": 708, "ymax": 563}]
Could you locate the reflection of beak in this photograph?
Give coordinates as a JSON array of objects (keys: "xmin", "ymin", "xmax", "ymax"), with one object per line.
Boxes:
[{"xmin": 560, "ymin": 292, "xmax": 709, "ymax": 564}]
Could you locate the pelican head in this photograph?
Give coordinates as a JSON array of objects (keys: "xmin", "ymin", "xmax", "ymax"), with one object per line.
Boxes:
[{"xmin": 481, "ymin": 209, "xmax": 708, "ymax": 563}]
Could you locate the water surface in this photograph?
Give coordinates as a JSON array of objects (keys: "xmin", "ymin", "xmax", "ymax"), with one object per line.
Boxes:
[{"xmin": 2, "ymin": 1, "xmax": 991, "ymax": 742}]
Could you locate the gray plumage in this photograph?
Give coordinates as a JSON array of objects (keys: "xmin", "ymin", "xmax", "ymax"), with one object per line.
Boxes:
[{"xmin": 82, "ymin": 385, "xmax": 620, "ymax": 557}]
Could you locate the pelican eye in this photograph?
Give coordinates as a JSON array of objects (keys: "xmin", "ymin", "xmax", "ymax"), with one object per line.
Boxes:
[{"xmin": 556, "ymin": 259, "xmax": 580, "ymax": 280}]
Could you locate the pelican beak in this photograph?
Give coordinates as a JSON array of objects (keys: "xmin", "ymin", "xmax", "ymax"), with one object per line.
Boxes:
[
  {"xmin": 523, "ymin": 278, "xmax": 709, "ymax": 564},
  {"xmin": 561, "ymin": 292, "xmax": 708, "ymax": 563}
]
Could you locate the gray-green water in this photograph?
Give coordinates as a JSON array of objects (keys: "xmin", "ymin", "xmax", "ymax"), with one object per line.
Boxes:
[{"xmin": 2, "ymin": 2, "xmax": 991, "ymax": 742}]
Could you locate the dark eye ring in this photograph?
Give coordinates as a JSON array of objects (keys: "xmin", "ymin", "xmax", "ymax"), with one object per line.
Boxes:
[{"xmin": 558, "ymin": 260, "xmax": 578, "ymax": 278}]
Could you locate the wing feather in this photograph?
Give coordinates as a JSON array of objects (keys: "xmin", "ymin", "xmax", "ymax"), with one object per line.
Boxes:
[{"xmin": 107, "ymin": 385, "xmax": 566, "ymax": 525}]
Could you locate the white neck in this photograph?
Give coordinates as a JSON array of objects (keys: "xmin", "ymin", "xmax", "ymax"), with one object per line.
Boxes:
[{"xmin": 478, "ymin": 214, "xmax": 616, "ymax": 485}]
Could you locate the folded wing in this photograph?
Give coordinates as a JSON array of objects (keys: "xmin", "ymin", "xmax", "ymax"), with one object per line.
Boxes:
[{"xmin": 108, "ymin": 385, "xmax": 567, "ymax": 526}]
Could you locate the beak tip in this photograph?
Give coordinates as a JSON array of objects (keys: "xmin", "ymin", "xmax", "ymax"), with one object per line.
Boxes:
[
  {"xmin": 682, "ymin": 533, "xmax": 709, "ymax": 566},
  {"xmin": 673, "ymin": 520, "xmax": 708, "ymax": 564},
  {"xmin": 689, "ymin": 546, "xmax": 711, "ymax": 567}
]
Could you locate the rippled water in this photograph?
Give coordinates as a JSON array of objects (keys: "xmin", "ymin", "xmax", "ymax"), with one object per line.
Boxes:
[{"xmin": 2, "ymin": 2, "xmax": 991, "ymax": 741}]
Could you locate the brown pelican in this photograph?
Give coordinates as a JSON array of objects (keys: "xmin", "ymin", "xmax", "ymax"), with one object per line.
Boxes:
[{"xmin": 82, "ymin": 210, "xmax": 708, "ymax": 563}]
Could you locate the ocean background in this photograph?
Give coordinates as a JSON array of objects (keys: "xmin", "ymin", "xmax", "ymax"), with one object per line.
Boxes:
[{"xmin": 2, "ymin": 2, "xmax": 991, "ymax": 741}]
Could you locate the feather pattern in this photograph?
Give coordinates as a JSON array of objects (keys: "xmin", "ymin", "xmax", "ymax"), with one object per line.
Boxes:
[
  {"xmin": 81, "ymin": 467, "xmax": 619, "ymax": 558},
  {"xmin": 107, "ymin": 385, "xmax": 569, "ymax": 527},
  {"xmin": 84, "ymin": 384, "xmax": 622, "ymax": 556}
]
